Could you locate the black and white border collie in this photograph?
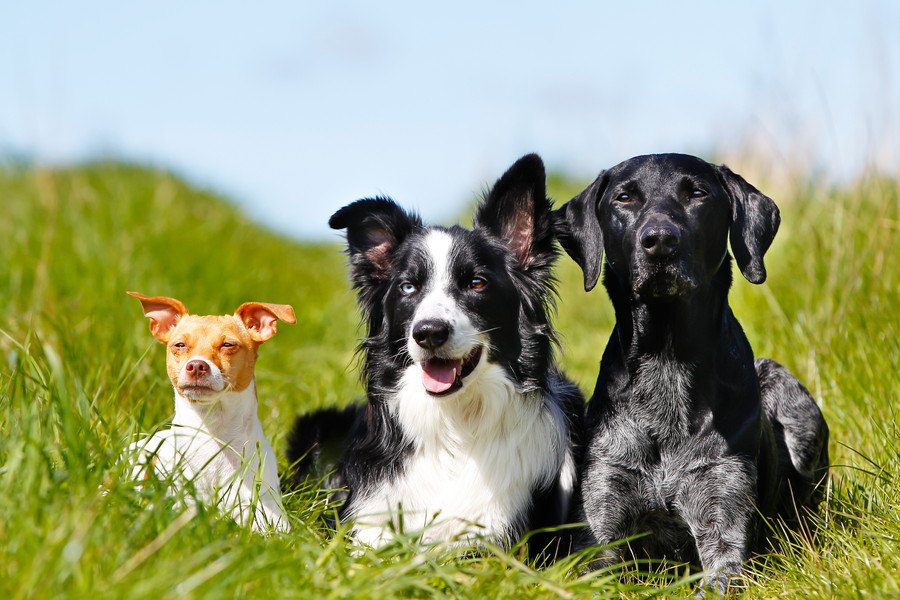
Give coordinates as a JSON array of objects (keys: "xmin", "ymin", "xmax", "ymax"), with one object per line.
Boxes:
[{"xmin": 289, "ymin": 154, "xmax": 583, "ymax": 552}]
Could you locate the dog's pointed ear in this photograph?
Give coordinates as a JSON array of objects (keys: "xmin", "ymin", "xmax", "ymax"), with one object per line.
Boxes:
[
  {"xmin": 552, "ymin": 173, "xmax": 607, "ymax": 291},
  {"xmin": 329, "ymin": 197, "xmax": 421, "ymax": 287},
  {"xmin": 235, "ymin": 302, "xmax": 296, "ymax": 343},
  {"xmin": 474, "ymin": 153, "xmax": 555, "ymax": 270},
  {"xmin": 716, "ymin": 165, "xmax": 780, "ymax": 284},
  {"xmin": 127, "ymin": 291, "xmax": 188, "ymax": 343}
]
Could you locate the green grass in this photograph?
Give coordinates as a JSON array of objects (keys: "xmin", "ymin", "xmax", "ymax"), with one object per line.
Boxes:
[{"xmin": 0, "ymin": 162, "xmax": 897, "ymax": 598}]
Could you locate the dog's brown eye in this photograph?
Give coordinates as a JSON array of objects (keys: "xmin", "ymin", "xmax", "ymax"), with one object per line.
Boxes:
[
  {"xmin": 689, "ymin": 189, "xmax": 708, "ymax": 199},
  {"xmin": 173, "ymin": 342, "xmax": 186, "ymax": 349},
  {"xmin": 469, "ymin": 276, "xmax": 487, "ymax": 291},
  {"xmin": 616, "ymin": 193, "xmax": 632, "ymax": 202},
  {"xmin": 222, "ymin": 342, "xmax": 236, "ymax": 348}
]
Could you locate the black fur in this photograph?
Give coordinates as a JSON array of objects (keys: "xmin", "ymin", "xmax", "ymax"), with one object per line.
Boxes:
[
  {"xmin": 289, "ymin": 154, "xmax": 584, "ymax": 553},
  {"xmin": 554, "ymin": 153, "xmax": 829, "ymax": 594},
  {"xmin": 286, "ymin": 406, "xmax": 360, "ymax": 499}
]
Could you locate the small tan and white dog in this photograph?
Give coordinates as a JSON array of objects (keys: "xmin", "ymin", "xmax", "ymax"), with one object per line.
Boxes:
[{"xmin": 124, "ymin": 291, "xmax": 295, "ymax": 532}]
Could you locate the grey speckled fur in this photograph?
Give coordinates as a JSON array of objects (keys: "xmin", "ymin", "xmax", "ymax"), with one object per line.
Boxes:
[{"xmin": 554, "ymin": 154, "xmax": 829, "ymax": 595}]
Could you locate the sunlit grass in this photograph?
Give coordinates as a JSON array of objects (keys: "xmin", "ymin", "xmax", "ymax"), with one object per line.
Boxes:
[{"xmin": 0, "ymin": 162, "xmax": 897, "ymax": 598}]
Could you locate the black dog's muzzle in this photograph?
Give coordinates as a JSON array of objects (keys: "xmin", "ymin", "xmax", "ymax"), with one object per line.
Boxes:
[
  {"xmin": 633, "ymin": 219, "xmax": 696, "ymax": 299},
  {"xmin": 639, "ymin": 221, "xmax": 681, "ymax": 259}
]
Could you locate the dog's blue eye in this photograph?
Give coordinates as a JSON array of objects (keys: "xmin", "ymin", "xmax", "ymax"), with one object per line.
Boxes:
[
  {"xmin": 399, "ymin": 282, "xmax": 417, "ymax": 295},
  {"xmin": 469, "ymin": 276, "xmax": 487, "ymax": 291},
  {"xmin": 616, "ymin": 193, "xmax": 631, "ymax": 202}
]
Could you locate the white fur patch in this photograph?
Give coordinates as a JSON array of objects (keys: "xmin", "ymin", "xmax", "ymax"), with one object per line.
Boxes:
[
  {"xmin": 348, "ymin": 362, "xmax": 567, "ymax": 547},
  {"xmin": 407, "ymin": 230, "xmax": 480, "ymax": 363},
  {"xmin": 557, "ymin": 446, "xmax": 577, "ymax": 519},
  {"xmin": 124, "ymin": 382, "xmax": 289, "ymax": 532}
]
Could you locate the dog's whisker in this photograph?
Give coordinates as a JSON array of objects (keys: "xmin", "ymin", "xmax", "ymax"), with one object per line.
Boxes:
[{"xmin": 472, "ymin": 327, "xmax": 502, "ymax": 336}]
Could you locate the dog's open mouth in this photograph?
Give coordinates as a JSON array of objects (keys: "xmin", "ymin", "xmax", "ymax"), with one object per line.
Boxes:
[{"xmin": 420, "ymin": 346, "xmax": 483, "ymax": 396}]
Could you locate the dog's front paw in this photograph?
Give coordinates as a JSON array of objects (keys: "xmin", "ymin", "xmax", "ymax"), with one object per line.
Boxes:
[
  {"xmin": 695, "ymin": 568, "xmax": 746, "ymax": 597},
  {"xmin": 578, "ymin": 546, "xmax": 623, "ymax": 576}
]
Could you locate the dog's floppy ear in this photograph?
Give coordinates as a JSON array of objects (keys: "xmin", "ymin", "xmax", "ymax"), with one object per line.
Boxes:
[
  {"xmin": 552, "ymin": 173, "xmax": 607, "ymax": 291},
  {"xmin": 716, "ymin": 165, "xmax": 780, "ymax": 284},
  {"xmin": 474, "ymin": 153, "xmax": 555, "ymax": 271},
  {"xmin": 329, "ymin": 197, "xmax": 421, "ymax": 288},
  {"xmin": 127, "ymin": 291, "xmax": 188, "ymax": 343},
  {"xmin": 235, "ymin": 302, "xmax": 296, "ymax": 343}
]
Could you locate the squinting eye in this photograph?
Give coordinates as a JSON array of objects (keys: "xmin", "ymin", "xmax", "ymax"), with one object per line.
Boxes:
[
  {"xmin": 222, "ymin": 342, "xmax": 236, "ymax": 348},
  {"xmin": 399, "ymin": 281, "xmax": 417, "ymax": 295},
  {"xmin": 173, "ymin": 342, "xmax": 186, "ymax": 348},
  {"xmin": 616, "ymin": 193, "xmax": 631, "ymax": 202},
  {"xmin": 690, "ymin": 189, "xmax": 707, "ymax": 199},
  {"xmin": 469, "ymin": 276, "xmax": 487, "ymax": 291}
]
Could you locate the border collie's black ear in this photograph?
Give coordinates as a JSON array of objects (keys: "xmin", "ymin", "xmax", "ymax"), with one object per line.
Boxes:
[
  {"xmin": 716, "ymin": 165, "xmax": 780, "ymax": 284},
  {"xmin": 329, "ymin": 197, "xmax": 421, "ymax": 287},
  {"xmin": 552, "ymin": 173, "xmax": 607, "ymax": 291},
  {"xmin": 474, "ymin": 153, "xmax": 555, "ymax": 271}
]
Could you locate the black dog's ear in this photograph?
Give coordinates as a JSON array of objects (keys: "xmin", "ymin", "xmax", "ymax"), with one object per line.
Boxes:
[
  {"xmin": 329, "ymin": 197, "xmax": 421, "ymax": 287},
  {"xmin": 552, "ymin": 173, "xmax": 607, "ymax": 291},
  {"xmin": 716, "ymin": 165, "xmax": 781, "ymax": 284},
  {"xmin": 474, "ymin": 153, "xmax": 555, "ymax": 271}
]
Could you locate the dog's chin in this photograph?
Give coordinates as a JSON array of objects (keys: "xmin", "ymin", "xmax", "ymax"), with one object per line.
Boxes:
[
  {"xmin": 418, "ymin": 346, "xmax": 484, "ymax": 398},
  {"xmin": 177, "ymin": 384, "xmax": 225, "ymax": 403},
  {"xmin": 633, "ymin": 266, "xmax": 697, "ymax": 300}
]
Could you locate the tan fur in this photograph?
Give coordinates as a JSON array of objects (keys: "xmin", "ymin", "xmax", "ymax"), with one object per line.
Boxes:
[
  {"xmin": 165, "ymin": 314, "xmax": 259, "ymax": 393},
  {"xmin": 127, "ymin": 292, "xmax": 296, "ymax": 396},
  {"xmin": 125, "ymin": 291, "xmax": 297, "ymax": 532}
]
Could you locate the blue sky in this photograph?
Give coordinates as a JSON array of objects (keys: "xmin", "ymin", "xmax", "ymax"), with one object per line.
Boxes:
[{"xmin": 1, "ymin": 1, "xmax": 897, "ymax": 238}]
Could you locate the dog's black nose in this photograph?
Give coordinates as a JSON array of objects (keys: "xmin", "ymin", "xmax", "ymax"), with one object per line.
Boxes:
[
  {"xmin": 639, "ymin": 224, "xmax": 680, "ymax": 258},
  {"xmin": 412, "ymin": 319, "xmax": 451, "ymax": 350}
]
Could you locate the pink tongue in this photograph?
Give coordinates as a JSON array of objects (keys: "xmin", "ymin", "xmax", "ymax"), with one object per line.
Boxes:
[{"xmin": 421, "ymin": 359, "xmax": 462, "ymax": 393}]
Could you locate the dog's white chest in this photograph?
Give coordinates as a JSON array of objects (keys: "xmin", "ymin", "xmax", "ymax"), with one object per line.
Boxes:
[
  {"xmin": 349, "ymin": 364, "xmax": 567, "ymax": 547},
  {"xmin": 351, "ymin": 445, "xmax": 526, "ymax": 546},
  {"xmin": 125, "ymin": 389, "xmax": 288, "ymax": 532}
]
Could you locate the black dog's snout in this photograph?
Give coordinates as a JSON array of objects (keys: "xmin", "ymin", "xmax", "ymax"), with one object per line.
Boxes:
[
  {"xmin": 639, "ymin": 224, "xmax": 681, "ymax": 258},
  {"xmin": 412, "ymin": 319, "xmax": 451, "ymax": 350}
]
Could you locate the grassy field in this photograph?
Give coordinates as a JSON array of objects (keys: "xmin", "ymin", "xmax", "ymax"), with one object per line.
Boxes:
[{"xmin": 0, "ymin": 161, "xmax": 897, "ymax": 598}]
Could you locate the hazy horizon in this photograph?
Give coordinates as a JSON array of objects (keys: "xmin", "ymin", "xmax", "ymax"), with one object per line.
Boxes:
[{"xmin": 2, "ymin": 1, "xmax": 897, "ymax": 238}]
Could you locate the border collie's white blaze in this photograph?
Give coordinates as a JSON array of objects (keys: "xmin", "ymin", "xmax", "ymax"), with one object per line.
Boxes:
[
  {"xmin": 288, "ymin": 154, "xmax": 585, "ymax": 554},
  {"xmin": 407, "ymin": 231, "xmax": 484, "ymax": 396}
]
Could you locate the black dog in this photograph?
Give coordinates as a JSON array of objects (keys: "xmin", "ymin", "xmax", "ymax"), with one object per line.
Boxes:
[
  {"xmin": 289, "ymin": 155, "xmax": 583, "ymax": 553},
  {"xmin": 554, "ymin": 154, "xmax": 829, "ymax": 593}
]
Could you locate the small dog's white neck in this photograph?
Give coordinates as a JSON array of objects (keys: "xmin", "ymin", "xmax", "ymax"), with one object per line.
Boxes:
[{"xmin": 172, "ymin": 380, "xmax": 259, "ymax": 446}]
